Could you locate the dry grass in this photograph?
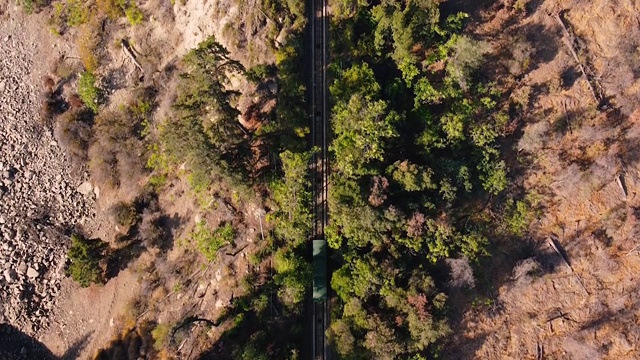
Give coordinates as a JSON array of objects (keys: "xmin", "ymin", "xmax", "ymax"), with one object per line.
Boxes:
[{"xmin": 77, "ymin": 20, "xmax": 102, "ymax": 72}]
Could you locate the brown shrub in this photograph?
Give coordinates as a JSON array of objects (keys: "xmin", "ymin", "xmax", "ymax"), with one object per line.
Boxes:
[
  {"xmin": 368, "ymin": 176, "xmax": 389, "ymax": 207},
  {"xmin": 68, "ymin": 94, "xmax": 83, "ymax": 109},
  {"xmin": 43, "ymin": 76, "xmax": 55, "ymax": 92},
  {"xmin": 77, "ymin": 21, "xmax": 102, "ymax": 72},
  {"xmin": 54, "ymin": 110, "xmax": 93, "ymax": 171},
  {"xmin": 138, "ymin": 198, "xmax": 163, "ymax": 247},
  {"xmin": 89, "ymin": 109, "xmax": 147, "ymax": 190},
  {"xmin": 407, "ymin": 211, "xmax": 426, "ymax": 238}
]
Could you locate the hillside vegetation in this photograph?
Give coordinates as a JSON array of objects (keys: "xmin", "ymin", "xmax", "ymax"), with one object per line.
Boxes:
[{"xmin": 4, "ymin": 0, "xmax": 640, "ymax": 358}]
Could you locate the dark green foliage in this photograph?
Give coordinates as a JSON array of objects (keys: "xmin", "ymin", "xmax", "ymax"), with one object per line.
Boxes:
[
  {"xmin": 111, "ymin": 201, "xmax": 137, "ymax": 228},
  {"xmin": 66, "ymin": 234, "xmax": 108, "ymax": 287},
  {"xmin": 258, "ymin": 37, "xmax": 308, "ymax": 153},
  {"xmin": 269, "ymin": 150, "xmax": 312, "ymax": 245},
  {"xmin": 261, "ymin": 0, "xmax": 306, "ymax": 31},
  {"xmin": 267, "ymin": 150, "xmax": 312, "ymax": 307},
  {"xmin": 157, "ymin": 36, "xmax": 250, "ymax": 192},
  {"xmin": 325, "ymin": 1, "xmax": 513, "ymax": 357},
  {"xmin": 246, "ymin": 64, "xmax": 277, "ymax": 83}
]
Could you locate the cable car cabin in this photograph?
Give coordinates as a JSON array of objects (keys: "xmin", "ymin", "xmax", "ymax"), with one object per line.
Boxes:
[{"xmin": 312, "ymin": 239, "xmax": 327, "ymax": 302}]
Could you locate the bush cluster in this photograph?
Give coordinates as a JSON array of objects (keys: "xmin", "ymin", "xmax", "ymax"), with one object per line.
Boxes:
[{"xmin": 65, "ymin": 234, "xmax": 109, "ymax": 287}]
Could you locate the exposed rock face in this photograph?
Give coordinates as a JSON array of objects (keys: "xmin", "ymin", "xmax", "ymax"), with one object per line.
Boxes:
[{"xmin": 0, "ymin": 17, "xmax": 95, "ymax": 334}]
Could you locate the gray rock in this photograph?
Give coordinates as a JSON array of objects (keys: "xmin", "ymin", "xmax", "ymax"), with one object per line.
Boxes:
[
  {"xmin": 26, "ymin": 267, "xmax": 38, "ymax": 278},
  {"xmin": 76, "ymin": 181, "xmax": 93, "ymax": 196},
  {"xmin": 3, "ymin": 269, "xmax": 16, "ymax": 283},
  {"xmin": 16, "ymin": 262, "xmax": 26, "ymax": 274}
]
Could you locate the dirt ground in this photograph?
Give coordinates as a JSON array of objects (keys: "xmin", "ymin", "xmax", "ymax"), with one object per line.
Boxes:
[{"xmin": 40, "ymin": 270, "xmax": 140, "ymax": 359}]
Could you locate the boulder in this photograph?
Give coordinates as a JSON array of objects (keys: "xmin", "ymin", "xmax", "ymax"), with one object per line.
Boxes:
[
  {"xmin": 76, "ymin": 182, "xmax": 93, "ymax": 196},
  {"xmin": 26, "ymin": 267, "xmax": 38, "ymax": 279},
  {"xmin": 3, "ymin": 269, "xmax": 16, "ymax": 283}
]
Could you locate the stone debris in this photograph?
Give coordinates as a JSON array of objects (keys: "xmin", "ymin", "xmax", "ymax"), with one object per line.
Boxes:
[
  {"xmin": 76, "ymin": 181, "xmax": 93, "ymax": 196},
  {"xmin": 0, "ymin": 18, "xmax": 95, "ymax": 335},
  {"xmin": 26, "ymin": 268, "xmax": 39, "ymax": 279}
]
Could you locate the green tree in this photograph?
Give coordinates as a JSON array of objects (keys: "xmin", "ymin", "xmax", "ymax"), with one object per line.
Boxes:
[
  {"xmin": 78, "ymin": 71, "xmax": 100, "ymax": 112},
  {"xmin": 269, "ymin": 150, "xmax": 312, "ymax": 246},
  {"xmin": 330, "ymin": 62, "xmax": 381, "ymax": 102},
  {"xmin": 66, "ymin": 234, "xmax": 108, "ymax": 287},
  {"xmin": 387, "ymin": 160, "xmax": 437, "ymax": 192},
  {"xmin": 331, "ymin": 94, "xmax": 398, "ymax": 177},
  {"xmin": 175, "ymin": 36, "xmax": 246, "ymax": 154},
  {"xmin": 193, "ymin": 222, "xmax": 235, "ymax": 261}
]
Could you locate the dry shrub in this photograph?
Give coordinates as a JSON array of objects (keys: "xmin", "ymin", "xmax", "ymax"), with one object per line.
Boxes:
[
  {"xmin": 96, "ymin": 0, "xmax": 124, "ymax": 19},
  {"xmin": 89, "ymin": 109, "xmax": 147, "ymax": 190},
  {"xmin": 446, "ymin": 257, "xmax": 476, "ymax": 288},
  {"xmin": 139, "ymin": 203, "xmax": 163, "ymax": 247},
  {"xmin": 518, "ymin": 120, "xmax": 549, "ymax": 153},
  {"xmin": 406, "ymin": 211, "xmax": 426, "ymax": 237},
  {"xmin": 43, "ymin": 76, "xmax": 55, "ymax": 92},
  {"xmin": 507, "ymin": 36, "xmax": 532, "ymax": 76},
  {"xmin": 54, "ymin": 109, "xmax": 93, "ymax": 171},
  {"xmin": 510, "ymin": 258, "xmax": 540, "ymax": 287},
  {"xmin": 54, "ymin": 58, "xmax": 75, "ymax": 79},
  {"xmin": 368, "ymin": 175, "xmax": 389, "ymax": 207},
  {"xmin": 40, "ymin": 77, "xmax": 68, "ymax": 127},
  {"xmin": 585, "ymin": 140, "xmax": 607, "ymax": 161},
  {"xmin": 68, "ymin": 94, "xmax": 83, "ymax": 109},
  {"xmin": 77, "ymin": 21, "xmax": 102, "ymax": 72}
]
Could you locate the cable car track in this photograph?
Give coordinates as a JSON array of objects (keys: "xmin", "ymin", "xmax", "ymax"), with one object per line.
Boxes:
[{"xmin": 309, "ymin": 0, "xmax": 328, "ymax": 357}]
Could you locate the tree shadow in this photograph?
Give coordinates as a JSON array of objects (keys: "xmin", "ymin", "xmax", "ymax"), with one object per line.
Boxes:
[
  {"xmin": 105, "ymin": 240, "xmax": 146, "ymax": 280},
  {"xmin": 93, "ymin": 321, "xmax": 157, "ymax": 359},
  {"xmin": 61, "ymin": 332, "xmax": 93, "ymax": 360},
  {"xmin": 191, "ymin": 268, "xmax": 305, "ymax": 360},
  {"xmin": 440, "ymin": 0, "xmax": 500, "ymax": 18},
  {"xmin": 0, "ymin": 323, "xmax": 91, "ymax": 360},
  {"xmin": 524, "ymin": 22, "xmax": 561, "ymax": 67},
  {"xmin": 156, "ymin": 212, "xmax": 185, "ymax": 251}
]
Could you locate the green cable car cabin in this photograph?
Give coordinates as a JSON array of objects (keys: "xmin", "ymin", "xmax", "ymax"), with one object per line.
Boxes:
[{"xmin": 312, "ymin": 239, "xmax": 327, "ymax": 302}]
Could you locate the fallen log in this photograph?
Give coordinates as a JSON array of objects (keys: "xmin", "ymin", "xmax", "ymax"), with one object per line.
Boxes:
[
  {"xmin": 552, "ymin": 12, "xmax": 600, "ymax": 103},
  {"xmin": 548, "ymin": 237, "xmax": 589, "ymax": 295}
]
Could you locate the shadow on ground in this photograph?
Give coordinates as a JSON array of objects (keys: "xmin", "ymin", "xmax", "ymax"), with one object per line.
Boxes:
[{"xmin": 0, "ymin": 324, "xmax": 91, "ymax": 360}]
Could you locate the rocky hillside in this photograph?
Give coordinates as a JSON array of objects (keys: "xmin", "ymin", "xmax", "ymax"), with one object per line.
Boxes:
[{"xmin": 0, "ymin": 15, "xmax": 95, "ymax": 335}]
